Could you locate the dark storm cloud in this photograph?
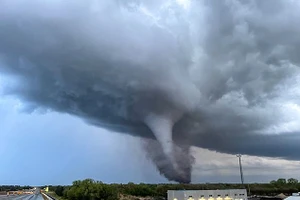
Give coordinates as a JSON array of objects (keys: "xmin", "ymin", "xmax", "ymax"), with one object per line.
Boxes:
[{"xmin": 1, "ymin": 0, "xmax": 300, "ymax": 182}]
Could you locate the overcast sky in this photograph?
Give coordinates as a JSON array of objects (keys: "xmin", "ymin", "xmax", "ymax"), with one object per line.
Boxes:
[
  {"xmin": 1, "ymin": 96, "xmax": 300, "ymax": 185},
  {"xmin": 1, "ymin": 0, "xmax": 300, "ymax": 185}
]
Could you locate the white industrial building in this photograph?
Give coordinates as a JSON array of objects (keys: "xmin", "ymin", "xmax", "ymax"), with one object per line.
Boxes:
[
  {"xmin": 168, "ymin": 189, "xmax": 247, "ymax": 200},
  {"xmin": 285, "ymin": 193, "xmax": 300, "ymax": 200}
]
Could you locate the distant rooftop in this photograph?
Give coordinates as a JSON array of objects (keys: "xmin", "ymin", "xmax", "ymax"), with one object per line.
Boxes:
[
  {"xmin": 286, "ymin": 197, "xmax": 300, "ymax": 200},
  {"xmin": 285, "ymin": 193, "xmax": 300, "ymax": 200}
]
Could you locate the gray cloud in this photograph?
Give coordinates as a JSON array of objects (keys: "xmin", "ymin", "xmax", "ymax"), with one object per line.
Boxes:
[
  {"xmin": 1, "ymin": 0, "xmax": 300, "ymax": 183},
  {"xmin": 191, "ymin": 148, "xmax": 300, "ymax": 183}
]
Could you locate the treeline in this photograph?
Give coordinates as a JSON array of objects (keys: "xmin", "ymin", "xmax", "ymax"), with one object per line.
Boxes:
[
  {"xmin": 0, "ymin": 185, "xmax": 32, "ymax": 191},
  {"xmin": 46, "ymin": 178, "xmax": 300, "ymax": 200},
  {"xmin": 48, "ymin": 179, "xmax": 118, "ymax": 200}
]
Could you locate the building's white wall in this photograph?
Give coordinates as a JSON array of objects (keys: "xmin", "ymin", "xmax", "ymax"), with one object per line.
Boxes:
[{"xmin": 168, "ymin": 189, "xmax": 247, "ymax": 200}]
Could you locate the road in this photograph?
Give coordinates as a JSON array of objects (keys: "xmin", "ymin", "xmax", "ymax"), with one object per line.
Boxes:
[{"xmin": 0, "ymin": 193, "xmax": 46, "ymax": 200}]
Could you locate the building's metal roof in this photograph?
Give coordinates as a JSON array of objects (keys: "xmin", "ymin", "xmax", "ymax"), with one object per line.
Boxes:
[{"xmin": 285, "ymin": 197, "xmax": 300, "ymax": 200}]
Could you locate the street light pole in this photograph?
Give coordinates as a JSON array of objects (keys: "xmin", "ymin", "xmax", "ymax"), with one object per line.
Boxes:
[{"xmin": 237, "ymin": 154, "xmax": 244, "ymax": 185}]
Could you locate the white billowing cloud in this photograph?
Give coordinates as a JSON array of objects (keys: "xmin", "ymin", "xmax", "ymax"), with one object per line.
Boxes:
[{"xmin": 176, "ymin": 0, "xmax": 190, "ymax": 10}]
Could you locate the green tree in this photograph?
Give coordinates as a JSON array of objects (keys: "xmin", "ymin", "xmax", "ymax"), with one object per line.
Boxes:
[
  {"xmin": 287, "ymin": 178, "xmax": 298, "ymax": 184},
  {"xmin": 276, "ymin": 178, "xmax": 287, "ymax": 185},
  {"xmin": 66, "ymin": 179, "xmax": 118, "ymax": 200},
  {"xmin": 54, "ymin": 185, "xmax": 65, "ymax": 196}
]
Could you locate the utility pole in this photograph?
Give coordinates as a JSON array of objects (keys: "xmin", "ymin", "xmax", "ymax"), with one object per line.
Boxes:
[{"xmin": 236, "ymin": 154, "xmax": 244, "ymax": 185}]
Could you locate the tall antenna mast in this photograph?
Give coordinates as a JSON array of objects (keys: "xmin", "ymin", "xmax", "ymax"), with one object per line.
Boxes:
[{"xmin": 236, "ymin": 154, "xmax": 244, "ymax": 185}]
